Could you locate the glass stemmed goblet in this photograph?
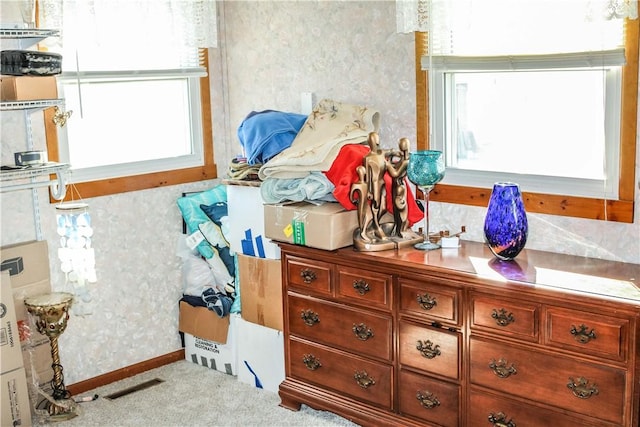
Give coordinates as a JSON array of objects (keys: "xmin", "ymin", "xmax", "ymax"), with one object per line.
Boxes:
[{"xmin": 407, "ymin": 150, "xmax": 445, "ymax": 250}]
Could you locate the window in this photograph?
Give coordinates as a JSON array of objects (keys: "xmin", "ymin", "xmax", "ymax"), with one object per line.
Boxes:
[
  {"xmin": 414, "ymin": 1, "xmax": 638, "ymax": 222},
  {"xmin": 41, "ymin": 0, "xmax": 217, "ymax": 199}
]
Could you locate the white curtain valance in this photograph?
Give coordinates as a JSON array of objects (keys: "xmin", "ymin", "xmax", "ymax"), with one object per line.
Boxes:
[
  {"xmin": 396, "ymin": 0, "xmax": 638, "ymax": 35},
  {"xmin": 398, "ymin": 0, "xmax": 636, "ymax": 61},
  {"xmin": 396, "ymin": 0, "xmax": 430, "ymax": 33},
  {"xmin": 38, "ymin": 0, "xmax": 218, "ymax": 49}
]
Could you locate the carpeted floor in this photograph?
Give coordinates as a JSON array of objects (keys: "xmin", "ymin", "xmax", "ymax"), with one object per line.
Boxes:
[{"xmin": 34, "ymin": 360, "xmax": 360, "ymax": 427}]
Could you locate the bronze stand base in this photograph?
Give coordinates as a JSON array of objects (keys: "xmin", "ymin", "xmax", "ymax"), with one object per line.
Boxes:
[
  {"xmin": 353, "ymin": 223, "xmax": 424, "ymax": 252},
  {"xmin": 43, "ymin": 399, "xmax": 78, "ymax": 421}
]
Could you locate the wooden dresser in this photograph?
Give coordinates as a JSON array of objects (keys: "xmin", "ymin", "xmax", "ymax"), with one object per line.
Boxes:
[{"xmin": 277, "ymin": 240, "xmax": 640, "ymax": 427}]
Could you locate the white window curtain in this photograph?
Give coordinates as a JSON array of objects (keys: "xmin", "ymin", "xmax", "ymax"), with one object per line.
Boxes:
[
  {"xmin": 396, "ymin": 0, "xmax": 637, "ymax": 70},
  {"xmin": 38, "ymin": 0, "xmax": 217, "ymax": 50},
  {"xmin": 396, "ymin": 0, "xmax": 430, "ymax": 33},
  {"xmin": 396, "ymin": 0, "xmax": 638, "ymax": 40}
]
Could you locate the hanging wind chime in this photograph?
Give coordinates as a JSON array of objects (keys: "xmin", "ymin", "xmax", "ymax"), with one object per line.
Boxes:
[{"xmin": 55, "ymin": 199, "xmax": 96, "ymax": 315}]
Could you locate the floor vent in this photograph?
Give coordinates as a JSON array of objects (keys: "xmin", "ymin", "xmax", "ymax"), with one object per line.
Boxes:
[{"xmin": 103, "ymin": 378, "xmax": 165, "ymax": 400}]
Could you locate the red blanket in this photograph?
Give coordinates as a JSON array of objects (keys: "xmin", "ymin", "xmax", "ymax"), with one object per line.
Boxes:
[{"xmin": 324, "ymin": 144, "xmax": 423, "ymax": 226}]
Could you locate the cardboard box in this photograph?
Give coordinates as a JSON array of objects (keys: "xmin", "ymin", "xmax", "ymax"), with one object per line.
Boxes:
[
  {"xmin": 178, "ymin": 301, "xmax": 230, "ymax": 344},
  {"xmin": 236, "ymin": 318, "xmax": 284, "ymax": 393},
  {"xmin": 0, "ymin": 75, "xmax": 58, "ymax": 101},
  {"xmin": 183, "ymin": 314, "xmax": 238, "ymax": 375},
  {"xmin": 264, "ymin": 201, "xmax": 358, "ymax": 251},
  {"xmin": 1, "ymin": 272, "xmax": 23, "ymax": 374},
  {"xmin": 227, "ymin": 183, "xmax": 281, "ymax": 259},
  {"xmin": 0, "ymin": 241, "xmax": 53, "ymax": 384},
  {"xmin": 1, "ymin": 367, "xmax": 32, "ymax": 427},
  {"xmin": 238, "ymin": 254, "xmax": 283, "ymax": 331}
]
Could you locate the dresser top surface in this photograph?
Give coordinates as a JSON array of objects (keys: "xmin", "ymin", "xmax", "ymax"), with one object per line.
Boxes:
[{"xmin": 324, "ymin": 240, "xmax": 640, "ymax": 305}]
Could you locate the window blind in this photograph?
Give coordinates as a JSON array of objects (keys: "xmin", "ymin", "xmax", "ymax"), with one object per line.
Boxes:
[
  {"xmin": 421, "ymin": 0, "xmax": 630, "ymax": 70},
  {"xmin": 38, "ymin": 0, "xmax": 216, "ymax": 72},
  {"xmin": 422, "ymin": 49, "xmax": 626, "ymax": 72}
]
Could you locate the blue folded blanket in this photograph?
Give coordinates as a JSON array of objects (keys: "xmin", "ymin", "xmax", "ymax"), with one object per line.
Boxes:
[
  {"xmin": 237, "ymin": 110, "xmax": 308, "ymax": 165},
  {"xmin": 260, "ymin": 172, "xmax": 336, "ymax": 204}
]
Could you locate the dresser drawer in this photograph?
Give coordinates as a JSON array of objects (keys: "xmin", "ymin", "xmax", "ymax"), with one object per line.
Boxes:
[
  {"xmin": 285, "ymin": 256, "xmax": 332, "ymax": 296},
  {"xmin": 546, "ymin": 307, "xmax": 629, "ymax": 362},
  {"xmin": 399, "ymin": 321, "xmax": 460, "ymax": 380},
  {"xmin": 398, "ymin": 370, "xmax": 459, "ymax": 427},
  {"xmin": 336, "ymin": 265, "xmax": 392, "ymax": 310},
  {"xmin": 399, "ymin": 278, "xmax": 461, "ymax": 326},
  {"xmin": 288, "ymin": 337, "xmax": 393, "ymax": 410},
  {"xmin": 471, "ymin": 294, "xmax": 539, "ymax": 342},
  {"xmin": 467, "ymin": 390, "xmax": 606, "ymax": 427},
  {"xmin": 469, "ymin": 337, "xmax": 626, "ymax": 425},
  {"xmin": 288, "ymin": 294, "xmax": 392, "ymax": 361}
]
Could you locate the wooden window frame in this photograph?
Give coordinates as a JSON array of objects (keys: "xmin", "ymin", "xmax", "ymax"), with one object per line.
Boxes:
[
  {"xmin": 45, "ymin": 49, "xmax": 217, "ymax": 201},
  {"xmin": 414, "ymin": 18, "xmax": 638, "ymax": 223}
]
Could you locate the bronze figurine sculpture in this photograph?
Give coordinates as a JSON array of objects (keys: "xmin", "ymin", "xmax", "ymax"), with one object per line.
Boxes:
[{"xmin": 351, "ymin": 132, "xmax": 423, "ymax": 251}]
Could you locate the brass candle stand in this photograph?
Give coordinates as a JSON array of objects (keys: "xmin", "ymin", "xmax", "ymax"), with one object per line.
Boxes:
[{"xmin": 24, "ymin": 292, "xmax": 78, "ymax": 421}]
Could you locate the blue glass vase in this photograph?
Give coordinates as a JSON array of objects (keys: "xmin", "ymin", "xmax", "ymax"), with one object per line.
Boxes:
[{"xmin": 483, "ymin": 182, "xmax": 528, "ymax": 260}]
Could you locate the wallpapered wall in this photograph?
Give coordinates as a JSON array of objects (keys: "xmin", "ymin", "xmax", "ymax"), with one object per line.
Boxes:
[{"xmin": 0, "ymin": 1, "xmax": 638, "ymax": 384}]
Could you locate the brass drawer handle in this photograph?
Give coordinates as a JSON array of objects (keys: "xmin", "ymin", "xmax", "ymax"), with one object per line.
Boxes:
[
  {"xmin": 300, "ymin": 268, "xmax": 317, "ymax": 284},
  {"xmin": 417, "ymin": 293, "xmax": 437, "ymax": 311},
  {"xmin": 300, "ymin": 309, "xmax": 320, "ymax": 326},
  {"xmin": 352, "ymin": 279, "xmax": 370, "ymax": 295},
  {"xmin": 489, "ymin": 358, "xmax": 517, "ymax": 379},
  {"xmin": 488, "ymin": 412, "xmax": 516, "ymax": 427},
  {"xmin": 570, "ymin": 324, "xmax": 596, "ymax": 344},
  {"xmin": 352, "ymin": 323, "xmax": 374, "ymax": 341},
  {"xmin": 416, "ymin": 390, "xmax": 440, "ymax": 409},
  {"xmin": 567, "ymin": 376, "xmax": 599, "ymax": 399},
  {"xmin": 354, "ymin": 370, "xmax": 376, "ymax": 389},
  {"xmin": 302, "ymin": 354, "xmax": 321, "ymax": 371},
  {"xmin": 491, "ymin": 308, "xmax": 515, "ymax": 327},
  {"xmin": 416, "ymin": 339, "xmax": 441, "ymax": 359}
]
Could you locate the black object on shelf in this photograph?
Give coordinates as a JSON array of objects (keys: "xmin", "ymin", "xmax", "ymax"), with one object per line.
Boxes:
[{"xmin": 1, "ymin": 49, "xmax": 62, "ymax": 75}]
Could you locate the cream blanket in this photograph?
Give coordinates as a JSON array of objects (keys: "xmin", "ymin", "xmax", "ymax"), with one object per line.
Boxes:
[{"xmin": 258, "ymin": 99, "xmax": 380, "ymax": 180}]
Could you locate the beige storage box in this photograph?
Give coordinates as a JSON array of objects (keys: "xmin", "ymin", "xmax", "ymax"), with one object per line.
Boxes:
[
  {"xmin": 264, "ymin": 201, "xmax": 358, "ymax": 251},
  {"xmin": 0, "ymin": 75, "xmax": 58, "ymax": 101},
  {"xmin": 1, "ymin": 367, "xmax": 32, "ymax": 427},
  {"xmin": 0, "ymin": 272, "xmax": 23, "ymax": 375},
  {"xmin": 237, "ymin": 254, "xmax": 282, "ymax": 331},
  {"xmin": 178, "ymin": 301, "xmax": 229, "ymax": 344},
  {"xmin": 0, "ymin": 240, "xmax": 54, "ymax": 384}
]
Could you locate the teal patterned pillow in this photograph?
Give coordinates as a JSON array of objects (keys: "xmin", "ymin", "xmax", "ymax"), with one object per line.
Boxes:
[{"xmin": 176, "ymin": 185, "xmax": 227, "ymax": 259}]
